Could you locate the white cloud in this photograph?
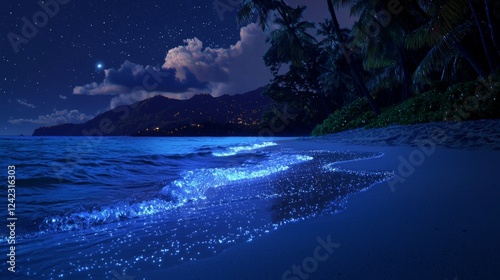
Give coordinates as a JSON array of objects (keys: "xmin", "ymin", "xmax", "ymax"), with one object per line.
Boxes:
[
  {"xmin": 73, "ymin": 82, "xmax": 130, "ymax": 96},
  {"xmin": 59, "ymin": 95, "xmax": 67, "ymax": 100},
  {"xmin": 8, "ymin": 109, "xmax": 94, "ymax": 125},
  {"xmin": 163, "ymin": 23, "xmax": 272, "ymax": 96},
  {"xmin": 16, "ymin": 99, "xmax": 36, "ymax": 108},
  {"xmin": 72, "ymin": 23, "xmax": 273, "ymax": 110},
  {"xmin": 163, "ymin": 38, "xmax": 230, "ymax": 82}
]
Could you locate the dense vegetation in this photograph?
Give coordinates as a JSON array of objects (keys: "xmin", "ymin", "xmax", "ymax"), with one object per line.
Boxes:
[
  {"xmin": 238, "ymin": 0, "xmax": 500, "ymax": 135},
  {"xmin": 312, "ymin": 74, "xmax": 500, "ymax": 135}
]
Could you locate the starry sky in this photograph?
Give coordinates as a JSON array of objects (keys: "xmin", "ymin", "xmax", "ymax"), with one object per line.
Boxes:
[{"xmin": 1, "ymin": 0, "xmax": 353, "ymax": 135}]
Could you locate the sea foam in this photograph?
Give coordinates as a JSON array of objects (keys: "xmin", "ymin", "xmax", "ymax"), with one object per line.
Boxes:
[
  {"xmin": 212, "ymin": 141, "xmax": 278, "ymax": 157},
  {"xmin": 162, "ymin": 153, "xmax": 313, "ymax": 202}
]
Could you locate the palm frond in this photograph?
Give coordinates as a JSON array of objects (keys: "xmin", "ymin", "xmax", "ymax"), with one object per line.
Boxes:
[
  {"xmin": 412, "ymin": 21, "xmax": 473, "ymax": 90},
  {"xmin": 367, "ymin": 65, "xmax": 402, "ymax": 94},
  {"xmin": 406, "ymin": 0, "xmax": 469, "ymax": 50}
]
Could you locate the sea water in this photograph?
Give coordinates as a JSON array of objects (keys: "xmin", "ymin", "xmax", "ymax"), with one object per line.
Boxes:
[{"xmin": 0, "ymin": 136, "xmax": 393, "ymax": 279}]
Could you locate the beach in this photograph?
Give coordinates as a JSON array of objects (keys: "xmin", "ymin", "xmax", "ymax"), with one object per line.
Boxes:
[
  {"xmin": 146, "ymin": 120, "xmax": 500, "ymax": 280},
  {"xmin": 4, "ymin": 0, "xmax": 500, "ymax": 278},
  {"xmin": 2, "ymin": 120, "xmax": 499, "ymax": 279}
]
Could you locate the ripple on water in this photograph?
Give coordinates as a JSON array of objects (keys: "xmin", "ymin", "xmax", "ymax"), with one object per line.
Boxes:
[{"xmin": 16, "ymin": 150, "xmax": 393, "ymax": 279}]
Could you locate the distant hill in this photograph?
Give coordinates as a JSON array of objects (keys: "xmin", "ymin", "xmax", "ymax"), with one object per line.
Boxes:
[{"xmin": 33, "ymin": 88, "xmax": 274, "ymax": 136}]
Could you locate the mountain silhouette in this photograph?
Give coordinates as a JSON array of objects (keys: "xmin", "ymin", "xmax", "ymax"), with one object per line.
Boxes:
[{"xmin": 33, "ymin": 88, "xmax": 273, "ymax": 136}]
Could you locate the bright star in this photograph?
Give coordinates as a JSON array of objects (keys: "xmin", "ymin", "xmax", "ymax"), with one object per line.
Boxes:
[{"xmin": 96, "ymin": 62, "xmax": 104, "ymax": 71}]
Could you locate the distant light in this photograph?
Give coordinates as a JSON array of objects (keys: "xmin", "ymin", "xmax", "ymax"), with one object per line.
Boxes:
[{"xmin": 96, "ymin": 62, "xmax": 104, "ymax": 71}]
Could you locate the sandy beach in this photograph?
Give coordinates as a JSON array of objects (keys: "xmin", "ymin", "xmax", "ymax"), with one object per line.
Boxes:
[
  {"xmin": 5, "ymin": 0, "xmax": 500, "ymax": 278},
  {"xmin": 144, "ymin": 120, "xmax": 500, "ymax": 280}
]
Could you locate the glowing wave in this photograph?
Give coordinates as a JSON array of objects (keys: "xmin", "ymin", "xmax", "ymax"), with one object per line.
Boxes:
[
  {"xmin": 212, "ymin": 142, "xmax": 278, "ymax": 157},
  {"xmin": 39, "ymin": 153, "xmax": 313, "ymax": 234},
  {"xmin": 161, "ymin": 154, "xmax": 313, "ymax": 202},
  {"xmin": 40, "ymin": 198, "xmax": 179, "ymax": 233}
]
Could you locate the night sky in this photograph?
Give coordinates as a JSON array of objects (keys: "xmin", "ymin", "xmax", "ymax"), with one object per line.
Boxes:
[{"xmin": 1, "ymin": 0, "xmax": 353, "ymax": 135}]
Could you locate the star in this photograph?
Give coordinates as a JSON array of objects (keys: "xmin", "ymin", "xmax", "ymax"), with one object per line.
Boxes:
[
  {"xmin": 95, "ymin": 60, "xmax": 105, "ymax": 72},
  {"xmin": 2, "ymin": 0, "xmax": 247, "ymax": 135}
]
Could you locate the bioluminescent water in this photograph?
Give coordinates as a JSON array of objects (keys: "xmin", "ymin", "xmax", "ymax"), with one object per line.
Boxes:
[{"xmin": 0, "ymin": 137, "xmax": 393, "ymax": 279}]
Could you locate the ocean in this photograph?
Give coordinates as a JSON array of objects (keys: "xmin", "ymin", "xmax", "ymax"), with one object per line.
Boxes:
[{"xmin": 0, "ymin": 136, "xmax": 393, "ymax": 279}]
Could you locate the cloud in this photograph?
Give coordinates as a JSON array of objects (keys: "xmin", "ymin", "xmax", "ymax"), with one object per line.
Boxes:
[
  {"xmin": 16, "ymin": 99, "xmax": 36, "ymax": 108},
  {"xmin": 8, "ymin": 109, "xmax": 94, "ymax": 125},
  {"xmin": 73, "ymin": 23, "xmax": 272, "ymax": 107},
  {"xmin": 73, "ymin": 60, "xmax": 207, "ymax": 96},
  {"xmin": 163, "ymin": 23, "xmax": 272, "ymax": 96},
  {"xmin": 73, "ymin": 82, "xmax": 129, "ymax": 96},
  {"xmin": 59, "ymin": 95, "xmax": 67, "ymax": 100},
  {"xmin": 163, "ymin": 38, "xmax": 230, "ymax": 82}
]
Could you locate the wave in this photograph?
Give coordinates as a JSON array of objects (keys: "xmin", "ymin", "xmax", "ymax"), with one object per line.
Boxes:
[
  {"xmin": 34, "ymin": 153, "xmax": 312, "ymax": 236},
  {"xmin": 38, "ymin": 198, "xmax": 180, "ymax": 234},
  {"xmin": 212, "ymin": 141, "xmax": 278, "ymax": 157},
  {"xmin": 21, "ymin": 151, "xmax": 390, "ymax": 240},
  {"xmin": 161, "ymin": 153, "xmax": 313, "ymax": 202},
  {"xmin": 164, "ymin": 151, "xmax": 212, "ymax": 159},
  {"xmin": 9, "ymin": 148, "xmax": 397, "ymax": 280}
]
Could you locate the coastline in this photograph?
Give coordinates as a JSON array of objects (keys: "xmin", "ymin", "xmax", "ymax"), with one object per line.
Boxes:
[
  {"xmin": 143, "ymin": 120, "xmax": 500, "ymax": 280},
  {"xmin": 307, "ymin": 119, "xmax": 500, "ymax": 150}
]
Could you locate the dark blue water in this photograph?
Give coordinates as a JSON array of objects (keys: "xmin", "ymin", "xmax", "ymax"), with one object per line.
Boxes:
[{"xmin": 0, "ymin": 136, "xmax": 393, "ymax": 279}]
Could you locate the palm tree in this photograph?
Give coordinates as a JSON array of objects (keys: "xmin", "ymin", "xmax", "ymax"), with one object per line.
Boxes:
[
  {"xmin": 239, "ymin": 0, "xmax": 381, "ymax": 115},
  {"xmin": 263, "ymin": 6, "xmax": 333, "ymax": 122},
  {"xmin": 406, "ymin": 0, "xmax": 499, "ymax": 89},
  {"xmin": 317, "ymin": 20, "xmax": 356, "ymax": 105},
  {"xmin": 326, "ymin": 0, "xmax": 381, "ymax": 114},
  {"xmin": 483, "ymin": 0, "xmax": 500, "ymax": 57},
  {"xmin": 239, "ymin": 0, "xmax": 315, "ymax": 68},
  {"xmin": 468, "ymin": 0, "xmax": 499, "ymax": 72},
  {"xmin": 346, "ymin": 1, "xmax": 413, "ymax": 100},
  {"xmin": 263, "ymin": 5, "xmax": 317, "ymax": 68},
  {"xmin": 238, "ymin": 0, "xmax": 283, "ymax": 30}
]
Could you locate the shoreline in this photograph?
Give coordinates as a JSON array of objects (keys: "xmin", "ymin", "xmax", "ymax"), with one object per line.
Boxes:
[
  {"xmin": 307, "ymin": 119, "xmax": 500, "ymax": 150},
  {"xmin": 146, "ymin": 148, "xmax": 499, "ymax": 280},
  {"xmin": 142, "ymin": 120, "xmax": 500, "ymax": 279}
]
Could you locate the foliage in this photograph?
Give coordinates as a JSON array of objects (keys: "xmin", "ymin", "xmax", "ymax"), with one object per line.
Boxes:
[
  {"xmin": 313, "ymin": 75, "xmax": 500, "ymax": 136},
  {"xmin": 311, "ymin": 98, "xmax": 376, "ymax": 136},
  {"xmin": 405, "ymin": 0, "xmax": 474, "ymax": 91},
  {"xmin": 316, "ymin": 20, "xmax": 357, "ymax": 106},
  {"xmin": 264, "ymin": 5, "xmax": 317, "ymax": 69},
  {"xmin": 239, "ymin": 0, "xmax": 500, "ymax": 136},
  {"xmin": 261, "ymin": 5, "xmax": 334, "ymax": 128},
  {"xmin": 238, "ymin": 0, "xmax": 285, "ymax": 30}
]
